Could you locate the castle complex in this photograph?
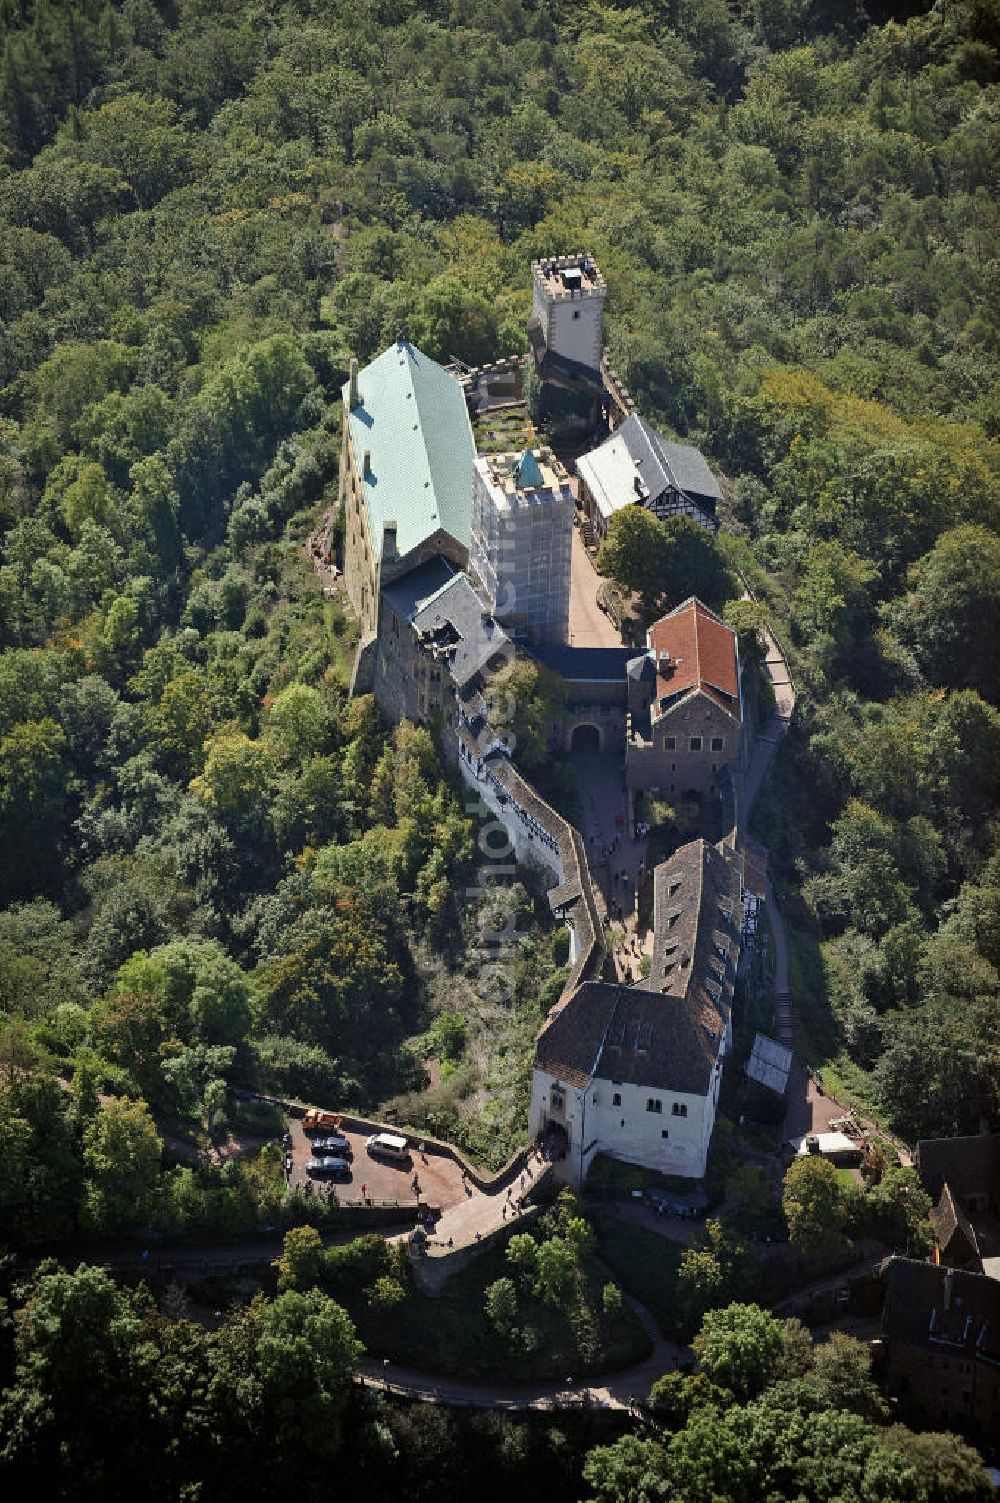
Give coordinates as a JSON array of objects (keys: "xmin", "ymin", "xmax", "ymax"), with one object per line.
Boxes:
[{"xmin": 336, "ymin": 256, "xmax": 749, "ymax": 1186}]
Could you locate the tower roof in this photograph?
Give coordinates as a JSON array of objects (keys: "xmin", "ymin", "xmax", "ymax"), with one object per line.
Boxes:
[
  {"xmin": 341, "ymin": 340, "xmax": 475, "ymax": 563},
  {"xmin": 514, "ymin": 448, "xmax": 544, "ymax": 489}
]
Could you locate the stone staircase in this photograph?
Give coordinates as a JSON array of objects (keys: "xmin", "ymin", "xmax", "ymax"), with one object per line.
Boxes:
[{"xmin": 774, "ymin": 989, "xmax": 794, "ymax": 1046}]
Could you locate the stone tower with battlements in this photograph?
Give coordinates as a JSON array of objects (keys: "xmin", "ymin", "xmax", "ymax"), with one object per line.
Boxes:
[{"xmin": 530, "ymin": 254, "xmax": 607, "ymax": 374}]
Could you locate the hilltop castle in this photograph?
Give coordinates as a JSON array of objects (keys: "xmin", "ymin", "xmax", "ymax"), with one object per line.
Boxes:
[{"xmin": 335, "ymin": 256, "xmax": 748, "ymax": 1186}]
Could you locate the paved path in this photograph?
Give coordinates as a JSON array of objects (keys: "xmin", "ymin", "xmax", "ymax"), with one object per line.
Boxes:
[
  {"xmin": 356, "ymin": 1286, "xmax": 684, "ymax": 1413},
  {"xmin": 572, "ymin": 750, "xmax": 648, "ymax": 979},
  {"xmin": 740, "ymin": 626, "xmax": 795, "ymax": 838},
  {"xmin": 568, "ymin": 525, "xmax": 622, "ymax": 649}
]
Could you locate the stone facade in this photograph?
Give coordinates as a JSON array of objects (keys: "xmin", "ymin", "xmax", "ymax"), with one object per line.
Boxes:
[
  {"xmin": 625, "ymin": 600, "xmax": 744, "ymax": 811},
  {"xmin": 627, "ymin": 686, "xmax": 742, "ymax": 802}
]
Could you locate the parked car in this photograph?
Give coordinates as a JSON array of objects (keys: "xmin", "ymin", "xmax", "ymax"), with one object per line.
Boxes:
[
  {"xmin": 306, "ymin": 1156, "xmax": 351, "ymax": 1181},
  {"xmin": 365, "ymin": 1132, "xmax": 409, "ymax": 1161},
  {"xmin": 310, "ymin": 1134, "xmax": 352, "ymax": 1158},
  {"xmin": 303, "ymin": 1109, "xmax": 342, "ymax": 1134}
]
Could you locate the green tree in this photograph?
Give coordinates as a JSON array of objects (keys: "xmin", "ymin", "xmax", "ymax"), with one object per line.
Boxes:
[
  {"xmin": 581, "ymin": 1434, "xmax": 671, "ymax": 1503},
  {"xmin": 484, "ymin": 1276, "xmax": 519, "ymax": 1336},
  {"xmin": 692, "ymin": 1302, "xmax": 785, "ymax": 1400},
  {"xmin": 888, "ymin": 524, "xmax": 1000, "ymax": 703},
  {"xmin": 255, "ymin": 1287, "xmax": 363, "ymax": 1455},
  {"xmin": 267, "ymin": 683, "xmax": 333, "ymax": 763},
  {"xmin": 275, "ymin": 1225, "xmax": 324, "ymax": 1292},
  {"xmin": 192, "ymin": 728, "xmax": 275, "ymax": 829},
  {"xmin": 83, "ymin": 1096, "xmax": 162, "ymax": 1233},
  {"xmin": 485, "ymin": 658, "xmax": 563, "ymax": 771},
  {"xmin": 782, "ymin": 1154, "xmax": 852, "ymax": 1256},
  {"xmin": 506, "ymin": 1231, "xmax": 539, "ymax": 1283},
  {"xmin": 810, "ymin": 1332, "xmax": 889, "ymax": 1422},
  {"xmin": 596, "ymin": 505, "xmax": 670, "ymax": 606}
]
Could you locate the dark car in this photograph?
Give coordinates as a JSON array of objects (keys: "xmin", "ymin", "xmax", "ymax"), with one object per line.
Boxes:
[
  {"xmin": 305, "ymin": 1156, "xmax": 351, "ymax": 1181},
  {"xmin": 310, "ymin": 1134, "xmax": 353, "ymax": 1158}
]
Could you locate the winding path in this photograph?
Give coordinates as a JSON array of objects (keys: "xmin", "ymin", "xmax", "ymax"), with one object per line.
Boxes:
[{"xmin": 356, "ymin": 1289, "xmax": 684, "ymax": 1412}]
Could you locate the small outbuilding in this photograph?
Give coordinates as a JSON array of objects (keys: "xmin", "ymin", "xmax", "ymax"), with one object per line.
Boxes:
[
  {"xmin": 790, "ymin": 1131, "xmax": 862, "ymax": 1166},
  {"xmin": 746, "ymin": 1032, "xmax": 793, "ymax": 1097},
  {"xmin": 576, "ymin": 413, "xmax": 721, "ymax": 540}
]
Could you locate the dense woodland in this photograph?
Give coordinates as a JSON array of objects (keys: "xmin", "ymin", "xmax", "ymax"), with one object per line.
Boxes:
[
  {"xmin": 0, "ymin": 0, "xmax": 998, "ymax": 1494},
  {"xmin": 1, "ymin": 1231, "xmax": 995, "ymax": 1502}
]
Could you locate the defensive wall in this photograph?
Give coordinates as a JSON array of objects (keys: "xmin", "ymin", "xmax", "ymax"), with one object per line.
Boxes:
[{"xmin": 457, "ymin": 707, "xmax": 608, "ymax": 1000}]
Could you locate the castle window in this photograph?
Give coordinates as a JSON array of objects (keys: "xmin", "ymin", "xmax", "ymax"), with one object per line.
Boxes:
[
  {"xmin": 646, "ymin": 1098, "xmax": 662, "ymax": 1114},
  {"xmin": 672, "ymin": 1102, "xmax": 688, "ymax": 1117},
  {"xmin": 572, "ymin": 309, "xmax": 580, "ymax": 320},
  {"xmin": 661, "ymin": 1129, "xmax": 669, "ymax": 1140},
  {"xmin": 689, "ymin": 737, "xmax": 702, "ymax": 752},
  {"xmin": 711, "ymin": 737, "xmax": 724, "ymax": 752},
  {"xmin": 612, "ymin": 1092, "xmax": 621, "ymax": 1106},
  {"xmin": 665, "ymin": 736, "xmax": 676, "ymax": 751}
]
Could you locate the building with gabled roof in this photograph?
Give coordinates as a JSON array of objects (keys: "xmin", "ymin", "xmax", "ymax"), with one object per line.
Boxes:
[
  {"xmin": 576, "ymin": 413, "xmax": 720, "ymax": 540},
  {"xmin": 626, "ymin": 598, "xmax": 744, "ymax": 809},
  {"xmin": 916, "ymin": 1133, "xmax": 1000, "ymax": 1216},
  {"xmin": 929, "ymin": 1183, "xmax": 982, "ymax": 1271},
  {"xmin": 338, "ymin": 337, "xmax": 476, "ymax": 647},
  {"xmin": 370, "ymin": 556, "xmax": 511, "ymax": 752},
  {"xmin": 872, "ymin": 1256, "xmax": 1000, "ymax": 1445},
  {"xmin": 529, "ymin": 837, "xmax": 743, "ymax": 1185}
]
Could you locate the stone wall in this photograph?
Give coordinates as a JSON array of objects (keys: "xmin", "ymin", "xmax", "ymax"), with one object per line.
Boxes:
[{"xmin": 457, "ymin": 733, "xmax": 608, "ymax": 1001}]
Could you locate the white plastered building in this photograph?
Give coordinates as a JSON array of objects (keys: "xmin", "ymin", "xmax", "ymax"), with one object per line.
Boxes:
[{"xmin": 529, "ymin": 838, "xmax": 743, "ymax": 1187}]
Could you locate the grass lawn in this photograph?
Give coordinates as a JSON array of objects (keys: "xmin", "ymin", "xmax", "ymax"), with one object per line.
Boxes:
[
  {"xmin": 346, "ymin": 1237, "xmax": 651, "ymax": 1383},
  {"xmin": 593, "ymin": 1216, "xmax": 684, "ymax": 1340}
]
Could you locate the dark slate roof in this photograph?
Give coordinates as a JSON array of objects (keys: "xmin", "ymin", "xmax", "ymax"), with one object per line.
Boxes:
[
  {"xmin": 381, "ymin": 555, "xmax": 456, "ymax": 622},
  {"xmin": 411, "ymin": 573, "xmax": 511, "ymax": 689},
  {"xmin": 617, "ymin": 413, "xmax": 720, "ymax": 506},
  {"xmin": 536, "ymin": 977, "xmax": 727, "ymax": 1097},
  {"xmin": 880, "ymin": 1256, "xmax": 1000, "ymax": 1356},
  {"xmin": 649, "ymin": 839, "xmax": 743, "ymax": 1038},
  {"xmin": 535, "ymin": 838, "xmax": 743, "ymax": 1098},
  {"xmin": 535, "ymin": 980, "xmax": 621, "ymax": 1090},
  {"xmin": 528, "ymin": 644, "xmax": 634, "ymax": 682},
  {"xmin": 929, "ymin": 1183, "xmax": 981, "ymax": 1264},
  {"xmin": 915, "ymin": 1134, "xmax": 1000, "ymax": 1204}
]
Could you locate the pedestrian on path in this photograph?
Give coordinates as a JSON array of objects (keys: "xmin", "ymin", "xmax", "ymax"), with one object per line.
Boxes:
[{"xmin": 361, "ymin": 1182, "xmax": 367, "ymax": 1200}]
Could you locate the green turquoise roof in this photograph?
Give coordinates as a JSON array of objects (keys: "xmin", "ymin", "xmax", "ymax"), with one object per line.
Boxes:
[
  {"xmin": 342, "ymin": 341, "xmax": 475, "ymax": 563},
  {"xmin": 514, "ymin": 449, "xmax": 544, "ymax": 488}
]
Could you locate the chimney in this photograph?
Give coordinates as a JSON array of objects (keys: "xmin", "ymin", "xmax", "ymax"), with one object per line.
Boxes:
[
  {"xmin": 349, "ymin": 357, "xmax": 360, "ymax": 408},
  {"xmin": 382, "ymin": 520, "xmax": 397, "ymax": 561}
]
